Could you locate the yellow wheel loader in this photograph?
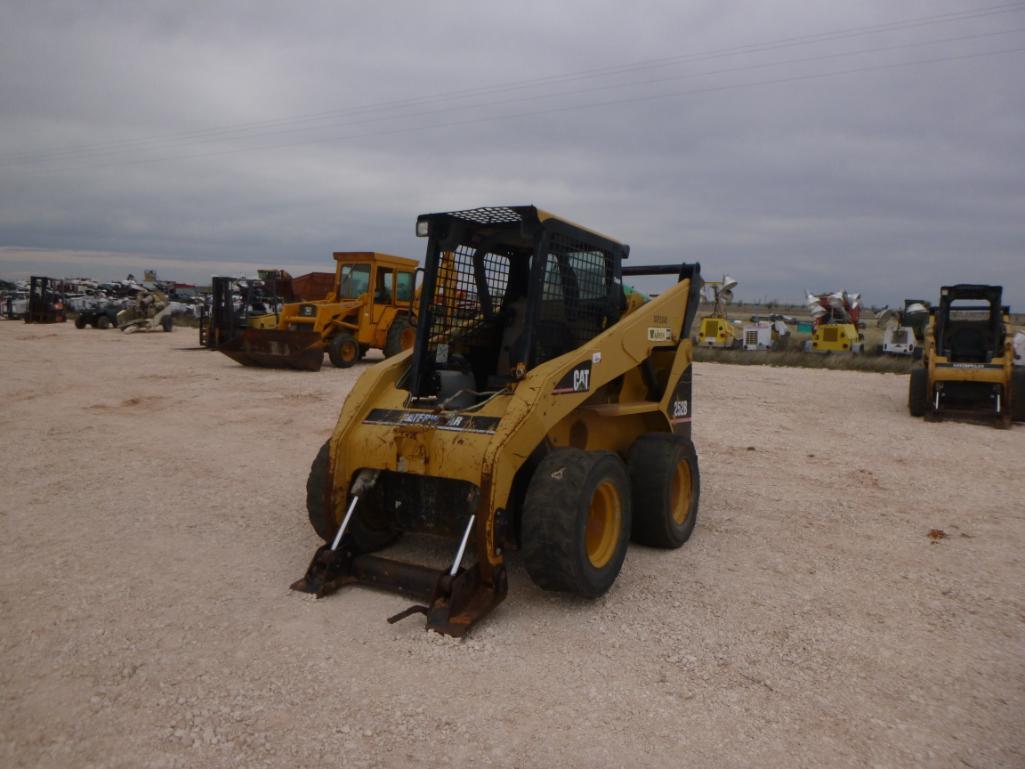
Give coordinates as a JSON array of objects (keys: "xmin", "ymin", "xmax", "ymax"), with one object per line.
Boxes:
[
  {"xmin": 291, "ymin": 206, "xmax": 704, "ymax": 636},
  {"xmin": 909, "ymin": 284, "xmax": 1023, "ymax": 427},
  {"xmin": 218, "ymin": 252, "xmax": 419, "ymax": 371}
]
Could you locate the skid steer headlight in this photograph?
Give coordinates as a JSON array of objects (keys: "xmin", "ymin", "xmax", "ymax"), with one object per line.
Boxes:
[{"xmin": 416, "ymin": 220, "xmax": 430, "ymax": 237}]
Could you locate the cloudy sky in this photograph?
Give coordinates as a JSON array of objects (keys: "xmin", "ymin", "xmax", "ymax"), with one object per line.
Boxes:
[{"xmin": 1, "ymin": 1, "xmax": 1023, "ymax": 305}]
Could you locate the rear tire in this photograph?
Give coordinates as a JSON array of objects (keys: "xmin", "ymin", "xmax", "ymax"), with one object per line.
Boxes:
[
  {"xmin": 74, "ymin": 316, "xmax": 87, "ymax": 329},
  {"xmin": 161, "ymin": 315, "xmax": 173, "ymax": 332},
  {"xmin": 384, "ymin": 316, "xmax": 416, "ymax": 357},
  {"xmin": 328, "ymin": 333, "xmax": 360, "ymax": 368},
  {"xmin": 97, "ymin": 315, "xmax": 112, "ymax": 330},
  {"xmin": 521, "ymin": 448, "xmax": 631, "ymax": 597},
  {"xmin": 1012, "ymin": 370, "xmax": 1025, "ymax": 422},
  {"xmin": 306, "ymin": 440, "xmax": 398, "ymax": 552},
  {"xmin": 909, "ymin": 367, "xmax": 928, "ymax": 417},
  {"xmin": 628, "ymin": 433, "xmax": 700, "ymax": 548}
]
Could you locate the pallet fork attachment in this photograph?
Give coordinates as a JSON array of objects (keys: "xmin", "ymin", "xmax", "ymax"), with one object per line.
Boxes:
[{"xmin": 291, "ymin": 487, "xmax": 506, "ymax": 635}]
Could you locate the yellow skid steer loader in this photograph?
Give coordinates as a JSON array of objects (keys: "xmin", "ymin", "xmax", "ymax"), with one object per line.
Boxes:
[
  {"xmin": 292, "ymin": 206, "xmax": 704, "ymax": 635},
  {"xmin": 909, "ymin": 284, "xmax": 1023, "ymax": 427}
]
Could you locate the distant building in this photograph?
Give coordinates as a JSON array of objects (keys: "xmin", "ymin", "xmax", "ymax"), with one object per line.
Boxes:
[{"xmin": 291, "ymin": 272, "xmax": 335, "ymax": 301}]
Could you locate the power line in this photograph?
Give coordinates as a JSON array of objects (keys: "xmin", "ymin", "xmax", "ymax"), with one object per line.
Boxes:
[
  {"xmin": 9, "ymin": 24, "xmax": 1025, "ymax": 172},
  {"xmin": 44, "ymin": 27, "xmax": 1025, "ymax": 166},
  {"xmin": 3, "ymin": 1, "xmax": 1023, "ymax": 166},
  {"xmin": 29, "ymin": 44, "xmax": 1024, "ymax": 176}
]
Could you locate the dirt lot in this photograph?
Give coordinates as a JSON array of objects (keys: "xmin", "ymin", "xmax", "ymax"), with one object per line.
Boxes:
[{"xmin": 2, "ymin": 320, "xmax": 1023, "ymax": 769}]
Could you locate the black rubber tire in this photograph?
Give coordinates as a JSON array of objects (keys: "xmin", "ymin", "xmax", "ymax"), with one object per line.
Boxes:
[
  {"xmin": 521, "ymin": 448, "xmax": 632, "ymax": 598},
  {"xmin": 161, "ymin": 315, "xmax": 173, "ymax": 332},
  {"xmin": 384, "ymin": 316, "xmax": 416, "ymax": 357},
  {"xmin": 908, "ymin": 367, "xmax": 928, "ymax": 417},
  {"xmin": 328, "ymin": 333, "xmax": 360, "ymax": 368},
  {"xmin": 1012, "ymin": 370, "xmax": 1025, "ymax": 422},
  {"xmin": 628, "ymin": 433, "xmax": 700, "ymax": 548},
  {"xmin": 97, "ymin": 315, "xmax": 112, "ymax": 330},
  {"xmin": 305, "ymin": 440, "xmax": 397, "ymax": 552},
  {"xmin": 74, "ymin": 316, "xmax": 87, "ymax": 329}
]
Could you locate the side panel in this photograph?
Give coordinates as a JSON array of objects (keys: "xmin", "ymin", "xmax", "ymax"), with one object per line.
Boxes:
[
  {"xmin": 665, "ymin": 358, "xmax": 694, "ymax": 441},
  {"xmin": 479, "ymin": 278, "xmax": 697, "ymax": 565}
]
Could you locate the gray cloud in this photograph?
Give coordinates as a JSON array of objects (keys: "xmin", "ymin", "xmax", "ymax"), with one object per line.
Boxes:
[{"xmin": 2, "ymin": 1, "xmax": 1023, "ymax": 306}]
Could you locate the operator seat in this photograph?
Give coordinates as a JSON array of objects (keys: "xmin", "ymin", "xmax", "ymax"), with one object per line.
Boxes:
[{"xmin": 495, "ymin": 297, "xmax": 528, "ymax": 378}]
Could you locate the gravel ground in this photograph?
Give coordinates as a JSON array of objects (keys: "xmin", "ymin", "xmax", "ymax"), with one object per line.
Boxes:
[{"xmin": 1, "ymin": 321, "xmax": 1023, "ymax": 769}]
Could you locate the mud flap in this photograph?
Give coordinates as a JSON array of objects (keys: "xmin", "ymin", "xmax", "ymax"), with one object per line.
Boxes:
[{"xmin": 218, "ymin": 329, "xmax": 325, "ymax": 371}]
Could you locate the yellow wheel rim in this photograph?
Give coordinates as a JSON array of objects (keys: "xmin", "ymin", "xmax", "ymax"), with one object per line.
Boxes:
[
  {"xmin": 670, "ymin": 459, "xmax": 693, "ymax": 525},
  {"xmin": 400, "ymin": 326, "xmax": 416, "ymax": 349},
  {"xmin": 586, "ymin": 480, "xmax": 622, "ymax": 568},
  {"xmin": 341, "ymin": 342, "xmax": 357, "ymax": 362}
]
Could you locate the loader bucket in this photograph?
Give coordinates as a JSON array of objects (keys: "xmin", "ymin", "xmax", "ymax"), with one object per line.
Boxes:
[{"xmin": 217, "ymin": 329, "xmax": 325, "ymax": 371}]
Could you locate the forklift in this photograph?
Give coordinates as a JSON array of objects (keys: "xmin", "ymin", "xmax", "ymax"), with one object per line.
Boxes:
[
  {"xmin": 198, "ymin": 276, "xmax": 278, "ymax": 348},
  {"xmin": 24, "ymin": 276, "xmax": 66, "ymax": 324}
]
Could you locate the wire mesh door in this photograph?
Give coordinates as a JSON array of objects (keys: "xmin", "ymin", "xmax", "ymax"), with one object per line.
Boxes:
[
  {"xmin": 426, "ymin": 245, "xmax": 510, "ymax": 363},
  {"xmin": 533, "ymin": 233, "xmax": 616, "ymax": 365}
]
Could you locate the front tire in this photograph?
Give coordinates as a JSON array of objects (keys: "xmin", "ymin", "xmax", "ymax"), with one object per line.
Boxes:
[
  {"xmin": 328, "ymin": 333, "xmax": 360, "ymax": 368},
  {"xmin": 161, "ymin": 315, "xmax": 173, "ymax": 332},
  {"xmin": 908, "ymin": 367, "xmax": 928, "ymax": 417},
  {"xmin": 305, "ymin": 440, "xmax": 398, "ymax": 552},
  {"xmin": 74, "ymin": 316, "xmax": 87, "ymax": 329},
  {"xmin": 628, "ymin": 434, "xmax": 700, "ymax": 548},
  {"xmin": 521, "ymin": 448, "xmax": 631, "ymax": 598},
  {"xmin": 97, "ymin": 315, "xmax": 112, "ymax": 329}
]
